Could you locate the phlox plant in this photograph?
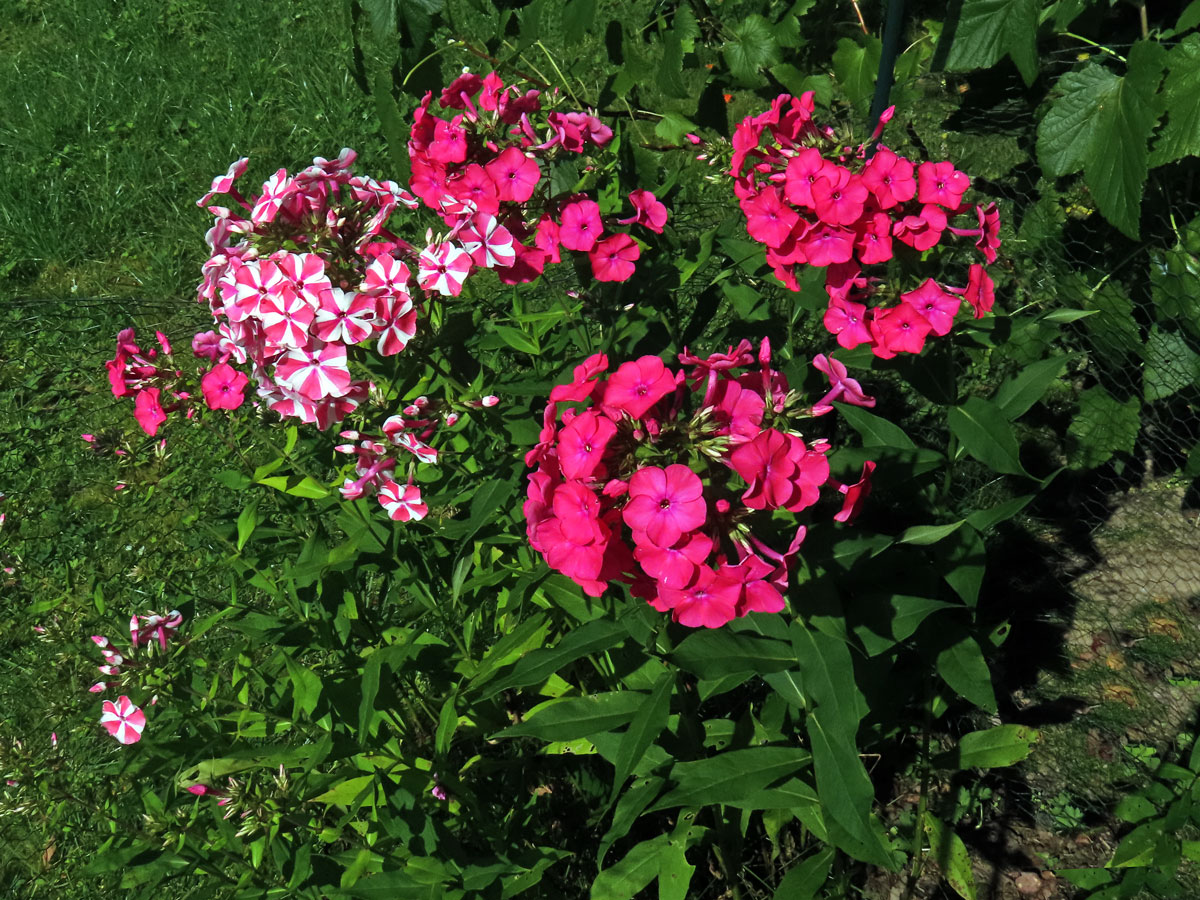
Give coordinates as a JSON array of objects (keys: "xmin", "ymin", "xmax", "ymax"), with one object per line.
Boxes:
[{"xmin": 65, "ymin": 55, "xmax": 1079, "ymax": 900}]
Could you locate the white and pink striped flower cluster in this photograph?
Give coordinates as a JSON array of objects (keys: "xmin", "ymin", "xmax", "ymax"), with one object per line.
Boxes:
[
  {"xmin": 196, "ymin": 149, "xmax": 441, "ymax": 430},
  {"xmin": 88, "ymin": 611, "xmax": 183, "ymax": 745}
]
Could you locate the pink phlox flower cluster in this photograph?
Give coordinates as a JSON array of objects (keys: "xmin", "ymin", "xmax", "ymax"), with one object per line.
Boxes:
[
  {"xmin": 105, "ymin": 328, "xmax": 186, "ymax": 436},
  {"xmin": 333, "ymin": 396, "xmax": 469, "ymax": 522},
  {"xmin": 409, "ymin": 70, "xmax": 667, "ymax": 285},
  {"xmin": 525, "ymin": 340, "xmax": 876, "ymax": 628},
  {"xmin": 732, "ymin": 93, "xmax": 1000, "ymax": 358},
  {"xmin": 193, "ymin": 150, "xmax": 435, "ymax": 430},
  {"xmin": 89, "ymin": 610, "xmax": 183, "ymax": 744}
]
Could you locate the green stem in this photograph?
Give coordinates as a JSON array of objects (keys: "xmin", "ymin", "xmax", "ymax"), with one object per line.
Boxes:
[{"xmin": 1059, "ymin": 33, "xmax": 1127, "ymax": 62}]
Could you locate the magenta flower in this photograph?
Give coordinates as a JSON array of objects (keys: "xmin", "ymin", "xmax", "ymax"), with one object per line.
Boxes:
[
  {"xmin": 902, "ymin": 279, "xmax": 961, "ymax": 337},
  {"xmin": 459, "ymin": 212, "xmax": 516, "ymax": 269},
  {"xmin": 860, "ymin": 147, "xmax": 915, "ymax": 209},
  {"xmin": 742, "ymin": 187, "xmax": 798, "ymax": 248},
  {"xmin": 130, "ymin": 610, "xmax": 184, "ymax": 650},
  {"xmin": 589, "ymin": 233, "xmax": 640, "ymax": 282},
  {"xmin": 559, "ymin": 200, "xmax": 603, "ymax": 252},
  {"xmin": 917, "ymin": 160, "xmax": 970, "ymax": 208},
  {"xmin": 201, "ymin": 363, "xmax": 249, "ymax": 410},
  {"xmin": 375, "ymin": 293, "xmax": 418, "ymax": 357},
  {"xmin": 556, "ymin": 410, "xmax": 618, "ymax": 480},
  {"xmin": 623, "ymin": 464, "xmax": 706, "ymax": 548},
  {"xmin": 603, "ymin": 356, "xmax": 676, "ymax": 419},
  {"xmin": 133, "ymin": 388, "xmax": 167, "ymax": 436},
  {"xmin": 869, "ymin": 301, "xmax": 934, "ymax": 358},
  {"xmin": 834, "ymin": 460, "xmax": 875, "ymax": 524},
  {"xmin": 485, "ymin": 146, "xmax": 540, "ymax": 203},
  {"xmin": 811, "ymin": 170, "xmax": 868, "ymax": 227},
  {"xmin": 617, "ymin": 190, "xmax": 668, "ymax": 233},
  {"xmin": 650, "ymin": 565, "xmax": 741, "ymax": 628},
  {"xmin": 811, "ymin": 354, "xmax": 875, "ymax": 415},
  {"xmin": 100, "ymin": 695, "xmax": 146, "ymax": 745},
  {"xmin": 823, "ymin": 296, "xmax": 873, "ymax": 350}
]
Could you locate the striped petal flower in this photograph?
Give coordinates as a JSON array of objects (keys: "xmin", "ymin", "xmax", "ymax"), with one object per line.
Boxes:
[{"xmin": 100, "ymin": 695, "xmax": 146, "ymax": 745}]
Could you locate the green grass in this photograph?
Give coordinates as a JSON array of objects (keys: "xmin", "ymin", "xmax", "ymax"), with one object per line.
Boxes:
[{"xmin": 0, "ymin": 0, "xmax": 385, "ymax": 302}]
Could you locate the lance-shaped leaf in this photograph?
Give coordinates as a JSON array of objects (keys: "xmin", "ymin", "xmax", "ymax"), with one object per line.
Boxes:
[{"xmin": 495, "ymin": 692, "xmax": 646, "ymax": 741}]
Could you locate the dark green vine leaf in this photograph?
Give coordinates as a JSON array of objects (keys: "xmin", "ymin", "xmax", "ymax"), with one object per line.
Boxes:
[
  {"xmin": 1151, "ymin": 34, "xmax": 1200, "ymax": 167},
  {"xmin": 1037, "ymin": 42, "xmax": 1167, "ymax": 239},
  {"xmin": 1067, "ymin": 385, "xmax": 1141, "ymax": 468},
  {"xmin": 831, "ymin": 37, "xmax": 880, "ymax": 115},
  {"xmin": 723, "ymin": 15, "xmax": 781, "ymax": 87},
  {"xmin": 942, "ymin": 0, "xmax": 1038, "ymax": 85}
]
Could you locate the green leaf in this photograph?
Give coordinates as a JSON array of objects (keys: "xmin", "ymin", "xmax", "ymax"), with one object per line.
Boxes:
[
  {"xmin": 610, "ymin": 671, "xmax": 673, "ymax": 798},
  {"xmin": 591, "ymin": 835, "xmax": 667, "ymax": 900},
  {"xmin": 313, "ymin": 774, "xmax": 378, "ymax": 806},
  {"xmin": 722, "ymin": 15, "xmax": 780, "ymax": 86},
  {"xmin": 358, "ymin": 650, "xmax": 385, "ymax": 738},
  {"xmin": 1143, "ymin": 327, "xmax": 1200, "ymax": 402},
  {"xmin": 671, "ymin": 630, "xmax": 795, "ymax": 678},
  {"xmin": 654, "ymin": 112, "xmax": 699, "ymax": 145},
  {"xmin": 487, "ymin": 619, "xmax": 627, "ymax": 696},
  {"xmin": 496, "ymin": 692, "xmax": 646, "ymax": 741},
  {"xmin": 832, "ymin": 37, "xmax": 881, "ymax": 114},
  {"xmin": 1110, "ymin": 821, "xmax": 1164, "ymax": 868},
  {"xmin": 808, "ymin": 712, "xmax": 896, "ymax": 869},
  {"xmin": 287, "ymin": 475, "xmax": 329, "ymax": 498},
  {"xmin": 648, "ymin": 747, "xmax": 813, "ymax": 811},
  {"xmin": 494, "ymin": 325, "xmax": 540, "ymax": 355},
  {"xmin": 936, "ymin": 635, "xmax": 997, "ymax": 712},
  {"xmin": 935, "ymin": 724, "xmax": 1039, "ymax": 769},
  {"xmin": 282, "ymin": 654, "xmax": 322, "ymax": 720},
  {"xmin": 1037, "ymin": 44, "xmax": 1167, "ymax": 238},
  {"xmin": 1067, "ymin": 386, "xmax": 1141, "ymax": 469},
  {"xmin": 995, "ymin": 355, "xmax": 1073, "ymax": 420},
  {"xmin": 1114, "ymin": 794, "xmax": 1158, "ymax": 824},
  {"xmin": 1150, "ymin": 35, "xmax": 1200, "ymax": 167},
  {"xmin": 942, "ymin": 0, "xmax": 1038, "ymax": 85},
  {"xmin": 791, "ymin": 621, "xmax": 867, "ymax": 740},
  {"xmin": 948, "ymin": 397, "xmax": 1030, "ymax": 477},
  {"xmin": 834, "ymin": 403, "xmax": 917, "ymax": 450},
  {"xmin": 236, "ymin": 503, "xmax": 258, "ymax": 551},
  {"xmin": 899, "ymin": 521, "xmax": 965, "ymax": 545},
  {"xmin": 772, "ymin": 847, "xmax": 833, "ymax": 900},
  {"xmin": 891, "ymin": 596, "xmax": 955, "ymax": 642},
  {"xmin": 923, "ymin": 814, "xmax": 977, "ymax": 900},
  {"xmin": 657, "ymin": 826, "xmax": 696, "ymax": 900}
]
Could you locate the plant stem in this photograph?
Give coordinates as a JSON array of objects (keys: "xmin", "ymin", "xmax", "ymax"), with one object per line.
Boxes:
[{"xmin": 1059, "ymin": 33, "xmax": 1127, "ymax": 62}]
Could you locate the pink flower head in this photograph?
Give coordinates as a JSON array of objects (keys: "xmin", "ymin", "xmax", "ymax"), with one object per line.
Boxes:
[
  {"xmin": 811, "ymin": 168, "xmax": 868, "ymax": 227},
  {"xmin": 197, "ymin": 157, "xmax": 249, "ymax": 207},
  {"xmin": 892, "ymin": 204, "xmax": 948, "ymax": 252},
  {"xmin": 974, "ymin": 202, "xmax": 1001, "ymax": 263},
  {"xmin": 192, "ymin": 330, "xmax": 223, "ymax": 361},
  {"xmin": 903, "ymin": 279, "xmax": 961, "ymax": 337},
  {"xmin": 275, "ymin": 343, "xmax": 352, "ymax": 401},
  {"xmin": 100, "ymin": 695, "xmax": 146, "ymax": 745},
  {"xmin": 485, "ymin": 146, "xmax": 540, "ymax": 203},
  {"xmin": 417, "ymin": 242, "xmax": 472, "ymax": 296},
  {"xmin": 623, "ymin": 464, "xmax": 706, "ymax": 548},
  {"xmin": 870, "ymin": 301, "xmax": 934, "ymax": 358},
  {"xmin": 379, "ymin": 479, "xmax": 428, "ymax": 522},
  {"xmin": 557, "ymin": 410, "xmax": 618, "ymax": 480},
  {"xmin": 651, "ymin": 565, "xmax": 741, "ymax": 629},
  {"xmin": 742, "ymin": 187, "xmax": 798, "ymax": 248},
  {"xmin": 834, "ymin": 460, "xmax": 875, "ymax": 524},
  {"xmin": 604, "ymin": 356, "xmax": 676, "ymax": 419},
  {"xmin": 376, "ymin": 293, "xmax": 418, "ymax": 357},
  {"xmin": 617, "ymin": 190, "xmax": 668, "ymax": 233},
  {"xmin": 729, "ymin": 429, "xmax": 829, "ymax": 512},
  {"xmin": 130, "ymin": 610, "xmax": 184, "ymax": 650},
  {"xmin": 251, "ymin": 168, "xmax": 297, "ymax": 225},
  {"xmin": 811, "ymin": 354, "xmax": 875, "ymax": 415},
  {"xmin": 961, "ymin": 263, "xmax": 995, "ymax": 318},
  {"xmin": 635, "ymin": 531, "xmax": 713, "ymax": 590},
  {"xmin": 201, "ymin": 363, "xmax": 249, "ymax": 410},
  {"xmin": 133, "ymin": 388, "xmax": 167, "ymax": 436},
  {"xmin": 549, "ymin": 353, "xmax": 608, "ymax": 403},
  {"xmin": 459, "ymin": 212, "xmax": 516, "ymax": 269},
  {"xmin": 558, "ymin": 199, "xmax": 603, "ymax": 252},
  {"xmin": 589, "ymin": 233, "xmax": 640, "ymax": 282},
  {"xmin": 313, "ymin": 287, "xmax": 377, "ymax": 345},
  {"xmin": 823, "ymin": 296, "xmax": 874, "ymax": 350},
  {"xmin": 917, "ymin": 161, "xmax": 970, "ymax": 209},
  {"xmin": 860, "ymin": 147, "xmax": 915, "ymax": 209},
  {"xmin": 784, "ymin": 147, "xmax": 834, "ymax": 209}
]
